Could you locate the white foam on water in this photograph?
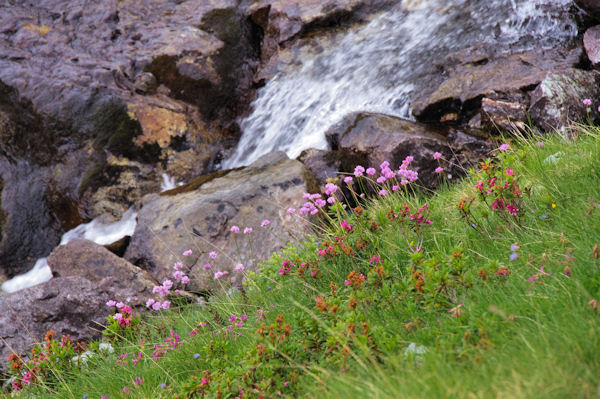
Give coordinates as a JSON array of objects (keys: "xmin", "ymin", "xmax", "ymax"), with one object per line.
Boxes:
[
  {"xmin": 1, "ymin": 209, "xmax": 138, "ymax": 293},
  {"xmin": 161, "ymin": 173, "xmax": 176, "ymax": 192},
  {"xmin": 224, "ymin": 0, "xmax": 578, "ymax": 168},
  {"xmin": 1, "ymin": 258, "xmax": 52, "ymax": 293},
  {"xmin": 60, "ymin": 208, "xmax": 138, "ymax": 246}
]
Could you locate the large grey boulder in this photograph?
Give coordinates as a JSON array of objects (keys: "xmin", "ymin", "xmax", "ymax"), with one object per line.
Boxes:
[
  {"xmin": 529, "ymin": 69, "xmax": 600, "ymax": 132},
  {"xmin": 125, "ymin": 153, "xmax": 319, "ymax": 292},
  {"xmin": 47, "ymin": 239, "xmax": 158, "ymax": 308}
]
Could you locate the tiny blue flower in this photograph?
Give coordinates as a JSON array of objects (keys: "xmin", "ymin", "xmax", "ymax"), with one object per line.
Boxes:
[
  {"xmin": 83, "ymin": 395, "xmax": 88, "ymax": 399},
  {"xmin": 268, "ymin": 286, "xmax": 272, "ymax": 290},
  {"xmin": 510, "ymin": 244, "xmax": 518, "ymax": 252},
  {"xmin": 160, "ymin": 382, "xmax": 166, "ymax": 389},
  {"xmin": 509, "ymin": 252, "xmax": 518, "ymax": 261},
  {"xmin": 540, "ymin": 214, "xmax": 548, "ymax": 220},
  {"xmin": 193, "ymin": 353, "xmax": 200, "ymax": 359}
]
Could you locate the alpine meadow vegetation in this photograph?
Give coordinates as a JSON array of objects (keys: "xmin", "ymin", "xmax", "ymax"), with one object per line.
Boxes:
[{"xmin": 3, "ymin": 125, "xmax": 600, "ymax": 398}]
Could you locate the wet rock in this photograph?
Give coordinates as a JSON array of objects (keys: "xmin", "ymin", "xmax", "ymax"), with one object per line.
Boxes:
[
  {"xmin": 529, "ymin": 69, "xmax": 600, "ymax": 132},
  {"xmin": 125, "ymin": 153, "xmax": 318, "ymax": 292},
  {"xmin": 134, "ymin": 72, "xmax": 158, "ymax": 94},
  {"xmin": 0, "ymin": 276, "xmax": 110, "ymax": 376},
  {"xmin": 248, "ymin": 0, "xmax": 393, "ymax": 78},
  {"xmin": 480, "ymin": 98, "xmax": 528, "ymax": 132},
  {"xmin": 584, "ymin": 26, "xmax": 600, "ymax": 67},
  {"xmin": 576, "ymin": 0, "xmax": 600, "ymax": 19},
  {"xmin": 47, "ymin": 239, "xmax": 157, "ymax": 308},
  {"xmin": 412, "ymin": 46, "xmax": 582, "ymax": 123},
  {"xmin": 325, "ymin": 112, "xmax": 491, "ymax": 187},
  {"xmin": 298, "ymin": 148, "xmax": 341, "ymax": 183},
  {"xmin": 0, "ymin": 80, "xmax": 90, "ymax": 276}
]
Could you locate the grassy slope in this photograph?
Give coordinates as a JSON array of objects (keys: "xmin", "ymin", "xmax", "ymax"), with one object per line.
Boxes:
[{"xmin": 4, "ymin": 128, "xmax": 600, "ymax": 398}]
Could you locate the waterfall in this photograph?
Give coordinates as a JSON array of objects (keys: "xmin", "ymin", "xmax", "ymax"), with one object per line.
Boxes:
[{"xmin": 224, "ymin": 0, "xmax": 578, "ymax": 168}]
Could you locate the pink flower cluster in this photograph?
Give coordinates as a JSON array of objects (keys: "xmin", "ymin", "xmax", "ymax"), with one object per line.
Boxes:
[
  {"xmin": 279, "ymin": 259, "xmax": 294, "ymax": 275},
  {"xmin": 152, "ymin": 330, "xmax": 183, "ymax": 360},
  {"xmin": 341, "ymin": 220, "xmax": 353, "ymax": 232},
  {"xmin": 173, "ymin": 260, "xmax": 190, "ymax": 285},
  {"xmin": 148, "ymin": 279, "xmax": 173, "ymax": 310},
  {"xmin": 299, "ymin": 192, "xmax": 326, "ymax": 215},
  {"xmin": 109, "ymin": 303, "xmax": 134, "ymax": 328}
]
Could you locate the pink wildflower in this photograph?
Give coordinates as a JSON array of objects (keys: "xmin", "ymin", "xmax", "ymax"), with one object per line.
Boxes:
[
  {"xmin": 209, "ymin": 251, "xmax": 218, "ymax": 259},
  {"xmin": 324, "ymin": 182, "xmax": 338, "ymax": 195},
  {"xmin": 498, "ymin": 143, "xmax": 510, "ymax": 152},
  {"xmin": 354, "ymin": 165, "xmax": 365, "ymax": 177},
  {"xmin": 583, "ymin": 98, "xmax": 592, "ymax": 106},
  {"xmin": 287, "ymin": 207, "xmax": 296, "ymax": 214},
  {"xmin": 173, "ymin": 261, "xmax": 183, "ymax": 270},
  {"xmin": 377, "ymin": 176, "xmax": 386, "ymax": 183},
  {"xmin": 327, "ymin": 196, "xmax": 336, "ymax": 204},
  {"xmin": 204, "ymin": 263, "xmax": 211, "ymax": 270},
  {"xmin": 235, "ymin": 263, "xmax": 245, "ymax": 272},
  {"xmin": 379, "ymin": 189, "xmax": 388, "ymax": 196},
  {"xmin": 315, "ymin": 198, "xmax": 327, "ymax": 208},
  {"xmin": 106, "ymin": 300, "xmax": 116, "ymax": 307},
  {"xmin": 261, "ymin": 219, "xmax": 271, "ymax": 227},
  {"xmin": 433, "ymin": 152, "xmax": 443, "ymax": 159},
  {"xmin": 214, "ymin": 271, "xmax": 229, "ymax": 280},
  {"xmin": 230, "ymin": 226, "xmax": 240, "ymax": 234},
  {"xmin": 344, "ymin": 176, "xmax": 353, "ymax": 184},
  {"xmin": 366, "ymin": 167, "xmax": 376, "ymax": 176},
  {"xmin": 116, "ymin": 302, "xmax": 125, "ymax": 309},
  {"xmin": 341, "ymin": 220, "xmax": 353, "ymax": 232},
  {"xmin": 243, "ymin": 227, "xmax": 253, "ymax": 234},
  {"xmin": 146, "ymin": 298, "xmax": 155, "ymax": 308},
  {"xmin": 392, "ymin": 185, "xmax": 400, "ymax": 191},
  {"xmin": 152, "ymin": 302, "xmax": 162, "ymax": 311},
  {"xmin": 134, "ymin": 377, "xmax": 144, "ymax": 386},
  {"xmin": 344, "ymin": 280, "xmax": 350, "ymax": 286},
  {"xmin": 173, "ymin": 270, "xmax": 185, "ymax": 280},
  {"xmin": 181, "ymin": 276, "xmax": 190, "ymax": 284},
  {"xmin": 536, "ymin": 141, "xmax": 544, "ymax": 147},
  {"xmin": 183, "ymin": 249, "xmax": 192, "ymax": 256},
  {"xmin": 435, "ymin": 167, "xmax": 444, "ymax": 174}
]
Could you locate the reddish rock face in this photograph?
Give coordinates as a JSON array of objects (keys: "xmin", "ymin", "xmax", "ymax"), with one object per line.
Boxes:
[
  {"xmin": 584, "ymin": 26, "xmax": 600, "ymax": 67},
  {"xmin": 47, "ymin": 239, "xmax": 158, "ymax": 308},
  {"xmin": 0, "ymin": 276, "xmax": 111, "ymax": 375}
]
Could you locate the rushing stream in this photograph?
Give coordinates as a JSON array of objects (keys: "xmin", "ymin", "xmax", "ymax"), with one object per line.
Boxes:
[{"xmin": 224, "ymin": 0, "xmax": 580, "ymax": 167}]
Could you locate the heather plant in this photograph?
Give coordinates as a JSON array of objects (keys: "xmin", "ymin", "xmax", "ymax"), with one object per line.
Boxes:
[{"xmin": 3, "ymin": 127, "xmax": 600, "ymax": 399}]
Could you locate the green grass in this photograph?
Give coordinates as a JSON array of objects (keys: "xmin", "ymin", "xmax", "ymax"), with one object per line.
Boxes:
[{"xmin": 4, "ymin": 126, "xmax": 600, "ymax": 398}]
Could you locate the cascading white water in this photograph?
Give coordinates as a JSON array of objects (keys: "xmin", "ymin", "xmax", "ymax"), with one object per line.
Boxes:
[
  {"xmin": 224, "ymin": 0, "xmax": 579, "ymax": 167},
  {"xmin": 1, "ymin": 209, "xmax": 138, "ymax": 293}
]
